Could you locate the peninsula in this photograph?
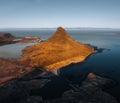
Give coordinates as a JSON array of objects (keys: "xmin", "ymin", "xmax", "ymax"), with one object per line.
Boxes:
[{"xmin": 21, "ymin": 27, "xmax": 95, "ymax": 71}]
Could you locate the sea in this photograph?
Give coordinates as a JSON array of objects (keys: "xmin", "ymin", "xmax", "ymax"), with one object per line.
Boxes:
[{"xmin": 0, "ymin": 28, "xmax": 120, "ymax": 100}]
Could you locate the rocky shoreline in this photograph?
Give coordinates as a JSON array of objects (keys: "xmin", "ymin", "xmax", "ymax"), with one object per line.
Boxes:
[
  {"xmin": 0, "ymin": 28, "xmax": 119, "ymax": 103},
  {"xmin": 0, "ymin": 70, "xmax": 118, "ymax": 103}
]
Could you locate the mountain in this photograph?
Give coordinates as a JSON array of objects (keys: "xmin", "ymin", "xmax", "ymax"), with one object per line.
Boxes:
[{"xmin": 20, "ymin": 27, "xmax": 94, "ymax": 74}]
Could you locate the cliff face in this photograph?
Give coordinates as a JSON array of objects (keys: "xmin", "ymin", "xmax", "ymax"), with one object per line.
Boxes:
[{"xmin": 21, "ymin": 27, "xmax": 94, "ymax": 70}]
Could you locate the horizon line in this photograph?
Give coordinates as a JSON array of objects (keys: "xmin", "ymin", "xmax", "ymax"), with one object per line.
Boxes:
[{"xmin": 0, "ymin": 27, "xmax": 120, "ymax": 29}]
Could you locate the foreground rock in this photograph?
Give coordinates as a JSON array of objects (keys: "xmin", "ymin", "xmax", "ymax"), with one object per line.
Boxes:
[
  {"xmin": 45, "ymin": 73, "xmax": 118, "ymax": 103},
  {"xmin": 0, "ymin": 58, "xmax": 35, "ymax": 84},
  {"xmin": 20, "ymin": 27, "xmax": 94, "ymax": 71},
  {"xmin": 0, "ymin": 72, "xmax": 118, "ymax": 103},
  {"xmin": 0, "ymin": 69, "xmax": 51, "ymax": 103}
]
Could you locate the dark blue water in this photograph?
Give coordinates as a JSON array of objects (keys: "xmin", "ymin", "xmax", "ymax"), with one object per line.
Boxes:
[
  {"xmin": 0, "ymin": 28, "xmax": 120, "ymax": 81},
  {"xmin": 0, "ymin": 28, "xmax": 120, "ymax": 99}
]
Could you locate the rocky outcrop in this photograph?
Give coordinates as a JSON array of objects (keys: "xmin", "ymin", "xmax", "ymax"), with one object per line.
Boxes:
[
  {"xmin": 45, "ymin": 73, "xmax": 118, "ymax": 103},
  {"xmin": 0, "ymin": 32, "xmax": 15, "ymax": 45},
  {"xmin": 0, "ymin": 72, "xmax": 118, "ymax": 103},
  {"xmin": 0, "ymin": 32, "xmax": 40, "ymax": 46},
  {"xmin": 20, "ymin": 27, "xmax": 95, "ymax": 71},
  {"xmin": 0, "ymin": 69, "xmax": 50, "ymax": 103},
  {"xmin": 0, "ymin": 32, "xmax": 14, "ymax": 39}
]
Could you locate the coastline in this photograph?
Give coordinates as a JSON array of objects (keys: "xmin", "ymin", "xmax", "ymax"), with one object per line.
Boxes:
[{"xmin": 0, "ymin": 28, "xmax": 120, "ymax": 102}]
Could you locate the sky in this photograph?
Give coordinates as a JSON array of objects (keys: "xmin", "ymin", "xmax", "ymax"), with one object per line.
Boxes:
[{"xmin": 0, "ymin": 0, "xmax": 120, "ymax": 28}]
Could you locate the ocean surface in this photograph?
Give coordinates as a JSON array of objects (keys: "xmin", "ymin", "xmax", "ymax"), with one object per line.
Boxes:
[{"xmin": 0, "ymin": 28, "xmax": 120, "ymax": 99}]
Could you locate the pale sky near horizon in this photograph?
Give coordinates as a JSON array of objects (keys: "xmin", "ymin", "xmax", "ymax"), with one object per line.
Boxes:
[{"xmin": 0, "ymin": 0, "xmax": 120, "ymax": 28}]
